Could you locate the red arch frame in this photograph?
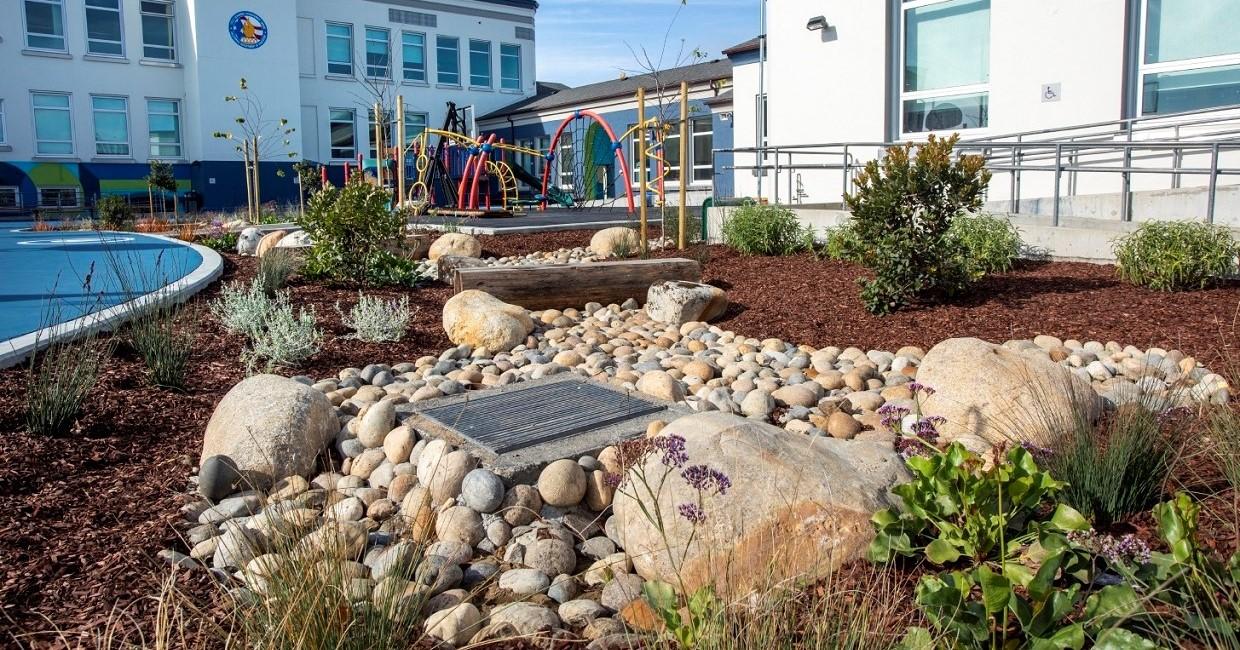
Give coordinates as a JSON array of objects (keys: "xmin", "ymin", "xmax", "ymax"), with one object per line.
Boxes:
[{"xmin": 541, "ymin": 110, "xmax": 635, "ymax": 213}]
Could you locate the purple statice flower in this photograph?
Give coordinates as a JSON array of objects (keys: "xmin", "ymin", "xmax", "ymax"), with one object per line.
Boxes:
[
  {"xmin": 907, "ymin": 382, "xmax": 936, "ymax": 397},
  {"xmin": 604, "ymin": 471, "xmax": 625, "ymax": 489},
  {"xmin": 681, "ymin": 464, "xmax": 731, "ymax": 496},
  {"xmin": 895, "ymin": 436, "xmax": 932, "ymax": 460},
  {"xmin": 1068, "ymin": 529, "xmax": 1152, "ymax": 566},
  {"xmin": 877, "ymin": 403, "xmax": 911, "ymax": 431},
  {"xmin": 1020, "ymin": 440, "xmax": 1055, "ymax": 462},
  {"xmin": 913, "ymin": 415, "xmax": 946, "ymax": 438},
  {"xmin": 653, "ymin": 434, "xmax": 688, "ymax": 468},
  {"xmin": 677, "ymin": 502, "xmax": 706, "ymax": 525}
]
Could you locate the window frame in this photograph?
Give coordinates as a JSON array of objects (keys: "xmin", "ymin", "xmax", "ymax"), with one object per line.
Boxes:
[
  {"xmin": 401, "ymin": 31, "xmax": 427, "ymax": 83},
  {"xmin": 326, "ymin": 22, "xmax": 354, "ymax": 76},
  {"xmin": 23, "ymin": 0, "xmax": 67, "ymax": 52},
  {"xmin": 403, "ymin": 111, "xmax": 429, "ymax": 145},
  {"xmin": 139, "ymin": 0, "xmax": 176, "ymax": 61},
  {"xmin": 690, "ymin": 115, "xmax": 714, "ymax": 184},
  {"xmin": 39, "ymin": 186, "xmax": 81, "ymax": 209},
  {"xmin": 437, "ymin": 35, "xmax": 461, "ymax": 86},
  {"xmin": 898, "ymin": 0, "xmax": 991, "ymax": 137},
  {"xmin": 84, "ymin": 0, "xmax": 125, "ymax": 57},
  {"xmin": 1137, "ymin": 0, "xmax": 1240, "ymax": 115},
  {"xmin": 469, "ymin": 39, "xmax": 492, "ymax": 89},
  {"xmin": 364, "ymin": 26, "xmax": 391, "ymax": 79},
  {"xmin": 500, "ymin": 42, "xmax": 522, "ymax": 91},
  {"xmin": 146, "ymin": 98, "xmax": 182, "ymax": 159},
  {"xmin": 31, "ymin": 91, "xmax": 75, "ymax": 157},
  {"xmin": 0, "ymin": 187, "xmax": 20, "ymax": 211},
  {"xmin": 329, "ymin": 107, "xmax": 357, "ymax": 161},
  {"xmin": 630, "ymin": 117, "xmax": 714, "ymax": 188},
  {"xmin": 91, "ymin": 94, "xmax": 130, "ymax": 157}
]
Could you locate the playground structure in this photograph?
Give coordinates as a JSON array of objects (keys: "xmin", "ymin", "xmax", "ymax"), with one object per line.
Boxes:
[{"xmin": 341, "ymin": 81, "xmax": 695, "ymax": 248}]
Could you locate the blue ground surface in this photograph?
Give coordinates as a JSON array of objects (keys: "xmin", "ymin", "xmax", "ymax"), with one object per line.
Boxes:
[{"xmin": 0, "ymin": 224, "xmax": 203, "ymax": 341}]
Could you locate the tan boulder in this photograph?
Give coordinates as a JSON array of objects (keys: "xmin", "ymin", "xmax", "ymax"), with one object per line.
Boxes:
[
  {"xmin": 442, "ymin": 290, "xmax": 534, "ymax": 353},
  {"xmin": 589, "ymin": 227, "xmax": 641, "ymax": 258},
  {"xmin": 611, "ymin": 412, "xmax": 908, "ymax": 597},
  {"xmin": 917, "ymin": 337, "xmax": 1104, "ymax": 452},
  {"xmin": 255, "ymin": 230, "xmax": 287, "ymax": 258},
  {"xmin": 428, "ymin": 233, "xmax": 482, "ymax": 261},
  {"xmin": 646, "ymin": 281, "xmax": 728, "ymax": 325}
]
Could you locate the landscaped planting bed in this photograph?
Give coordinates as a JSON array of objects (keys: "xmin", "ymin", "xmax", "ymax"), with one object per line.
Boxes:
[{"xmin": 0, "ymin": 226, "xmax": 1237, "ymax": 648}]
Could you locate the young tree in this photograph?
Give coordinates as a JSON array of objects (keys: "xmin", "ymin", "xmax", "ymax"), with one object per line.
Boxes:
[
  {"xmin": 213, "ymin": 78, "xmax": 298, "ymax": 221},
  {"xmin": 292, "ymin": 160, "xmax": 324, "ymax": 216},
  {"xmin": 144, "ymin": 160, "xmax": 176, "ymax": 218}
]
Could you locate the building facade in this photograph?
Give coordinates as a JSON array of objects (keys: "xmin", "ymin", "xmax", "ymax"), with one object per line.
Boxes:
[
  {"xmin": 728, "ymin": 0, "xmax": 1240, "ymax": 210},
  {"xmin": 0, "ymin": 0, "xmax": 539, "ymax": 213}
]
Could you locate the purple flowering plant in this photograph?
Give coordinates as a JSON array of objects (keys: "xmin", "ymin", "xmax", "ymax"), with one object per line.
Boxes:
[{"xmin": 879, "ymin": 382, "xmax": 944, "ymax": 459}]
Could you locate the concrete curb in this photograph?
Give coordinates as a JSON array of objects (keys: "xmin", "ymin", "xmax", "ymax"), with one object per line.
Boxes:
[{"xmin": 0, "ymin": 232, "xmax": 224, "ymax": 369}]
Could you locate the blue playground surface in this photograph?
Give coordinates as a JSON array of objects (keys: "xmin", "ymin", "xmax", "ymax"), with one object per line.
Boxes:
[{"xmin": 0, "ymin": 223, "xmax": 204, "ymax": 343}]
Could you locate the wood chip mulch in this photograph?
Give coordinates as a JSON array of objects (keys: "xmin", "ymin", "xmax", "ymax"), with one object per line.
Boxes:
[{"xmin": 0, "ymin": 228, "xmax": 1237, "ymax": 647}]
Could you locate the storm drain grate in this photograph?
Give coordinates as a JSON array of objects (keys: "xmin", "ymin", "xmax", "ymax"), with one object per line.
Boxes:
[{"xmin": 415, "ymin": 379, "xmax": 667, "ymax": 454}]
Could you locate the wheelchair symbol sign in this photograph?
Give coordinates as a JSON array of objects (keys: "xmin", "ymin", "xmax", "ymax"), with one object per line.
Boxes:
[{"xmin": 1042, "ymin": 83, "xmax": 1061, "ymax": 103}]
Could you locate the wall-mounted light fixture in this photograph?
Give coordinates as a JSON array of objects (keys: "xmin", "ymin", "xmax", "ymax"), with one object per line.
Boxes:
[{"xmin": 806, "ymin": 16, "xmax": 829, "ymax": 31}]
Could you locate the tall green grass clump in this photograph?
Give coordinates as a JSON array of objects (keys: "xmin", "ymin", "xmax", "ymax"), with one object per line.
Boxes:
[
  {"xmin": 257, "ymin": 249, "xmax": 300, "ymax": 296},
  {"xmin": 950, "ymin": 213, "xmax": 1022, "ymax": 277},
  {"xmin": 1113, "ymin": 221, "xmax": 1239, "ymax": 291},
  {"xmin": 1047, "ymin": 404, "xmax": 1178, "ymax": 527},
  {"xmin": 25, "ymin": 334, "xmax": 113, "ymax": 436},
  {"xmin": 128, "ymin": 304, "xmax": 196, "ymax": 389},
  {"xmin": 721, "ymin": 201, "xmax": 812, "ymax": 256}
]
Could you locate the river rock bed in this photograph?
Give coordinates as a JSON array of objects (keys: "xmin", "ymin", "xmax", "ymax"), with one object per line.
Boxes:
[{"xmin": 168, "ymin": 300, "xmax": 1230, "ymax": 646}]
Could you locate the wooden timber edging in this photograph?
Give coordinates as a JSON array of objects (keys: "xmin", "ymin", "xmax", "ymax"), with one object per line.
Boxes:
[{"xmin": 450, "ymin": 258, "xmax": 702, "ymax": 310}]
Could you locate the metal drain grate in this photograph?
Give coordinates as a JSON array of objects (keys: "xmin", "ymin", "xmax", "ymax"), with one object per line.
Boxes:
[{"xmin": 415, "ymin": 379, "xmax": 667, "ymax": 454}]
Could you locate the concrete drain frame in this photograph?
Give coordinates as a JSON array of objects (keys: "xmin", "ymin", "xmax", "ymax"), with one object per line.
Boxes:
[{"xmin": 397, "ymin": 375, "xmax": 691, "ymax": 481}]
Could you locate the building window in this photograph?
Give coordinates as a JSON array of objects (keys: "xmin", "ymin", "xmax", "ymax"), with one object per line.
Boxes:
[
  {"xmin": 92, "ymin": 95, "xmax": 130, "ymax": 156},
  {"xmin": 329, "ymin": 108, "xmax": 356, "ymax": 159},
  {"xmin": 901, "ymin": 0, "xmax": 990, "ymax": 134},
  {"xmin": 500, "ymin": 43, "xmax": 521, "ymax": 91},
  {"xmin": 402, "ymin": 32, "xmax": 426, "ymax": 82},
  {"xmin": 85, "ymin": 0, "xmax": 124, "ymax": 56},
  {"xmin": 40, "ymin": 187, "xmax": 80, "ymax": 208},
  {"xmin": 368, "ymin": 109, "xmax": 429, "ymax": 157},
  {"xmin": 1140, "ymin": 0, "xmax": 1240, "ymax": 114},
  {"xmin": 437, "ymin": 36, "xmax": 460, "ymax": 85},
  {"xmin": 25, "ymin": 0, "xmax": 66, "ymax": 51},
  {"xmin": 365, "ymin": 27, "xmax": 390, "ymax": 78},
  {"xmin": 0, "ymin": 187, "xmax": 19, "ymax": 210},
  {"xmin": 404, "ymin": 112, "xmax": 428, "ymax": 144},
  {"xmin": 147, "ymin": 99, "xmax": 181, "ymax": 158},
  {"xmin": 630, "ymin": 117, "xmax": 714, "ymax": 186},
  {"xmin": 469, "ymin": 39, "xmax": 492, "ymax": 88},
  {"xmin": 691, "ymin": 116, "xmax": 714, "ymax": 183},
  {"xmin": 558, "ymin": 137, "xmax": 575, "ymax": 189},
  {"xmin": 326, "ymin": 22, "xmax": 353, "ymax": 75},
  {"xmin": 140, "ymin": 1, "xmax": 175, "ymax": 60},
  {"xmin": 32, "ymin": 92, "xmax": 73, "ymax": 156}
]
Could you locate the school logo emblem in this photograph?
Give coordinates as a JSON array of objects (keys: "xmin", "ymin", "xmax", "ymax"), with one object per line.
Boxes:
[{"xmin": 229, "ymin": 11, "xmax": 268, "ymax": 49}]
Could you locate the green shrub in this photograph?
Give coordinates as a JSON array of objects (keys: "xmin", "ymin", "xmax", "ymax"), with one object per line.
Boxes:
[
  {"xmin": 26, "ymin": 335, "xmax": 113, "ymax": 436},
  {"xmin": 96, "ymin": 195, "xmax": 134, "ymax": 230},
  {"xmin": 244, "ymin": 302, "xmax": 321, "ymax": 370},
  {"xmin": 128, "ymin": 304, "xmax": 195, "ymax": 389},
  {"xmin": 257, "ymin": 249, "xmax": 300, "ymax": 295},
  {"xmin": 299, "ymin": 178, "xmax": 414, "ymax": 286},
  {"xmin": 950, "ymin": 213, "xmax": 1022, "ymax": 277},
  {"xmin": 200, "ymin": 230, "xmax": 239, "ymax": 253},
  {"xmin": 210, "ymin": 279, "xmax": 280, "ymax": 340},
  {"xmin": 823, "ymin": 222, "xmax": 868, "ymax": 263},
  {"xmin": 721, "ymin": 201, "xmax": 812, "ymax": 256},
  {"xmin": 1113, "ymin": 221, "xmax": 1239, "ymax": 291},
  {"xmin": 337, "ymin": 293, "xmax": 410, "ymax": 343},
  {"xmin": 1047, "ymin": 404, "xmax": 1177, "ymax": 527},
  {"xmin": 843, "ymin": 134, "xmax": 992, "ymax": 314}
]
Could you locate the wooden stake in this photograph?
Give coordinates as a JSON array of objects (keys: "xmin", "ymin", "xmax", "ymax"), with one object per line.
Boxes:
[
  {"xmin": 637, "ymin": 86, "xmax": 648, "ymax": 252},
  {"xmin": 678, "ymin": 81, "xmax": 689, "ymax": 250},
  {"xmin": 374, "ymin": 103, "xmax": 384, "ymax": 187},
  {"xmin": 252, "ymin": 136, "xmax": 261, "ymax": 216},
  {"xmin": 242, "ymin": 140, "xmax": 253, "ymax": 221}
]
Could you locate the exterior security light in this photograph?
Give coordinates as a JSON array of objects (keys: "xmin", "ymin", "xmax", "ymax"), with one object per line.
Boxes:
[{"xmin": 807, "ymin": 16, "xmax": 829, "ymax": 31}]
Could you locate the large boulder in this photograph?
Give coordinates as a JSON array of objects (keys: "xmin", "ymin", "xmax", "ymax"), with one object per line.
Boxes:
[
  {"xmin": 917, "ymin": 337, "xmax": 1104, "ymax": 452},
  {"xmin": 237, "ymin": 227, "xmax": 262, "ymax": 256},
  {"xmin": 256, "ymin": 230, "xmax": 287, "ymax": 258},
  {"xmin": 645, "ymin": 281, "xmax": 728, "ymax": 325},
  {"xmin": 429, "ymin": 233, "xmax": 482, "ymax": 261},
  {"xmin": 199, "ymin": 374, "xmax": 337, "ymax": 500},
  {"xmin": 611, "ymin": 412, "xmax": 908, "ymax": 596},
  {"xmin": 442, "ymin": 290, "xmax": 534, "ymax": 353},
  {"xmin": 589, "ymin": 227, "xmax": 641, "ymax": 258},
  {"xmin": 275, "ymin": 230, "xmax": 312, "ymax": 249}
]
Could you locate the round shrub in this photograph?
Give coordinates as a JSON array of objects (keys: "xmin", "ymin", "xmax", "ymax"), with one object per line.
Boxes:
[
  {"xmin": 96, "ymin": 195, "xmax": 134, "ymax": 230},
  {"xmin": 721, "ymin": 201, "xmax": 811, "ymax": 256},
  {"xmin": 1113, "ymin": 221, "xmax": 1239, "ymax": 291}
]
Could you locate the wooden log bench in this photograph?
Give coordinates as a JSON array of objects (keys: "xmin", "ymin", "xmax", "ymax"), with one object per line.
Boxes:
[{"xmin": 448, "ymin": 258, "xmax": 702, "ymax": 310}]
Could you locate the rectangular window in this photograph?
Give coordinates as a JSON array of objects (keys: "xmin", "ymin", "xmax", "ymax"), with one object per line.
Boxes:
[
  {"xmin": 402, "ymin": 32, "xmax": 426, "ymax": 82},
  {"xmin": 25, "ymin": 0, "xmax": 66, "ymax": 51},
  {"xmin": 140, "ymin": 0, "xmax": 175, "ymax": 60},
  {"xmin": 32, "ymin": 92, "xmax": 73, "ymax": 156},
  {"xmin": 662, "ymin": 128, "xmax": 682, "ymax": 183},
  {"xmin": 404, "ymin": 112, "xmax": 428, "ymax": 145},
  {"xmin": 85, "ymin": 0, "xmax": 124, "ymax": 56},
  {"xmin": 39, "ymin": 187, "xmax": 80, "ymax": 208},
  {"xmin": 469, "ymin": 39, "xmax": 492, "ymax": 88},
  {"xmin": 901, "ymin": 0, "xmax": 990, "ymax": 133},
  {"xmin": 500, "ymin": 43, "xmax": 521, "ymax": 91},
  {"xmin": 0, "ymin": 187, "xmax": 19, "ymax": 210},
  {"xmin": 329, "ymin": 108, "xmax": 356, "ymax": 159},
  {"xmin": 147, "ymin": 99, "xmax": 181, "ymax": 158},
  {"xmin": 437, "ymin": 35, "xmax": 460, "ymax": 85},
  {"xmin": 91, "ymin": 95, "xmax": 129, "ymax": 156},
  {"xmin": 691, "ymin": 116, "xmax": 713, "ymax": 183},
  {"xmin": 365, "ymin": 27, "xmax": 390, "ymax": 78},
  {"xmin": 558, "ymin": 137, "xmax": 575, "ymax": 189},
  {"xmin": 1140, "ymin": 0, "xmax": 1240, "ymax": 114},
  {"xmin": 326, "ymin": 22, "xmax": 353, "ymax": 75}
]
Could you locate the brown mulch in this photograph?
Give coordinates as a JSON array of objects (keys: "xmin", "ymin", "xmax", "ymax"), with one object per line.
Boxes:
[{"xmin": 0, "ymin": 229, "xmax": 1237, "ymax": 647}]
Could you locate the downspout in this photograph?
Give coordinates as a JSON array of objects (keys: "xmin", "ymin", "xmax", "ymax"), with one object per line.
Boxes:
[{"xmin": 757, "ymin": 0, "xmax": 767, "ymax": 201}]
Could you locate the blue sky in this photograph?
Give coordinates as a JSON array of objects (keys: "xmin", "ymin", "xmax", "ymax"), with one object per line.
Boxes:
[{"xmin": 534, "ymin": 0, "xmax": 758, "ymax": 87}]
